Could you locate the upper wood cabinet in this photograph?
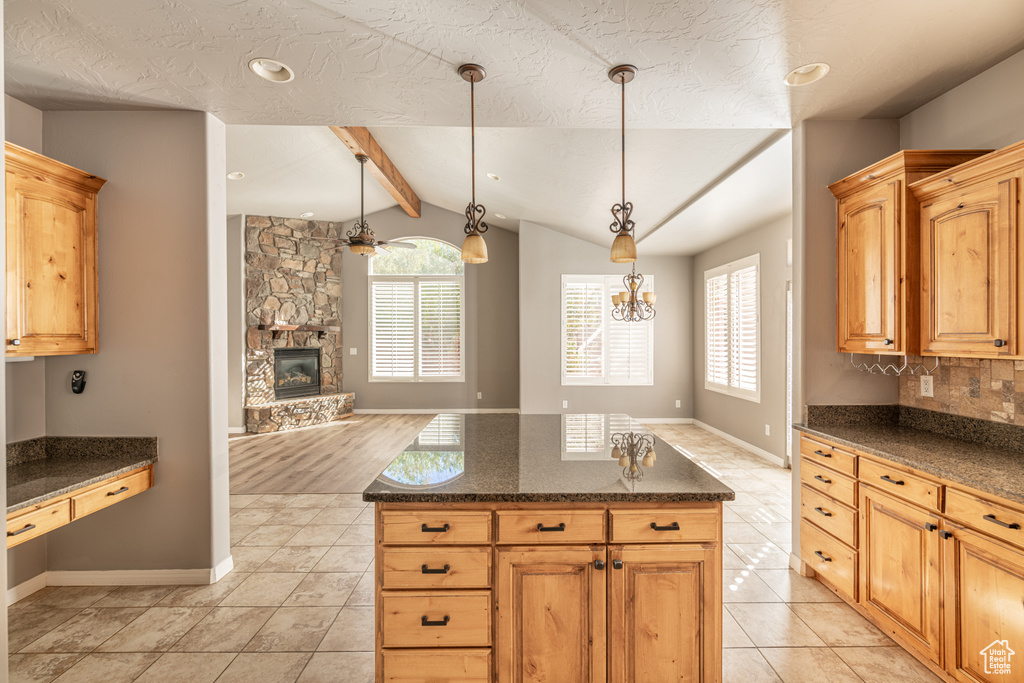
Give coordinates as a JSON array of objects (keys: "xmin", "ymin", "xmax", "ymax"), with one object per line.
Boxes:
[
  {"xmin": 5, "ymin": 142, "xmax": 105, "ymax": 357},
  {"xmin": 830, "ymin": 150, "xmax": 989, "ymax": 355}
]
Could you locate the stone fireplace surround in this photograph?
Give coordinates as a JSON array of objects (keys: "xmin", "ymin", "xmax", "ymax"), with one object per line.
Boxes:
[{"xmin": 244, "ymin": 215, "xmax": 354, "ymax": 433}]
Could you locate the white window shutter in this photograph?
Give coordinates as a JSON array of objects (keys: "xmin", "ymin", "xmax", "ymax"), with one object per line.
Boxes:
[
  {"xmin": 563, "ymin": 281, "xmax": 605, "ymax": 380},
  {"xmin": 731, "ymin": 265, "xmax": 758, "ymax": 393},
  {"xmin": 705, "ymin": 273, "xmax": 730, "ymax": 386},
  {"xmin": 371, "ymin": 281, "xmax": 415, "ymax": 378},
  {"xmin": 704, "ymin": 255, "xmax": 759, "ymax": 401},
  {"xmin": 418, "ymin": 280, "xmax": 462, "ymax": 377}
]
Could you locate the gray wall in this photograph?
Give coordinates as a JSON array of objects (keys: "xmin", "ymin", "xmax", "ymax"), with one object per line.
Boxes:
[
  {"xmin": 341, "ymin": 203, "xmax": 520, "ymax": 410},
  {"xmin": 40, "ymin": 111, "xmax": 231, "ymax": 574},
  {"xmin": 693, "ymin": 214, "xmax": 791, "ymax": 457},
  {"xmin": 226, "ymin": 214, "xmax": 246, "ymax": 431},
  {"xmin": 518, "ymin": 220, "xmax": 692, "ymax": 418}
]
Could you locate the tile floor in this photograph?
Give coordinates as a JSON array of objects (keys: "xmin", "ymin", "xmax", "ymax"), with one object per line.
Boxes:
[{"xmin": 7, "ymin": 425, "xmax": 943, "ymax": 682}]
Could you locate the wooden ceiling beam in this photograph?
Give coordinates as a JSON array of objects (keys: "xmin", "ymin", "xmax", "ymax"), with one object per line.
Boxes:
[{"xmin": 329, "ymin": 126, "xmax": 421, "ymax": 218}]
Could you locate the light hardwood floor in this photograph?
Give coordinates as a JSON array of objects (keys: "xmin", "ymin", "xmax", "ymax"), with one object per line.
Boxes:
[{"xmin": 228, "ymin": 414, "xmax": 435, "ymax": 495}]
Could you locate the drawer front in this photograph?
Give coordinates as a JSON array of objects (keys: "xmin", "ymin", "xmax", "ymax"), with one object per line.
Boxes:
[
  {"xmin": 6, "ymin": 499, "xmax": 72, "ymax": 548},
  {"xmin": 496, "ymin": 509, "xmax": 605, "ymax": 544},
  {"xmin": 381, "ymin": 511, "xmax": 492, "ymax": 546},
  {"xmin": 382, "ymin": 547, "xmax": 491, "ymax": 589},
  {"xmin": 859, "ymin": 458, "xmax": 940, "ymax": 512},
  {"xmin": 801, "ymin": 520, "xmax": 857, "ymax": 601},
  {"xmin": 72, "ymin": 468, "xmax": 152, "ymax": 520},
  {"xmin": 609, "ymin": 507, "xmax": 718, "ymax": 544},
  {"xmin": 800, "ymin": 436, "xmax": 857, "ymax": 477},
  {"xmin": 946, "ymin": 488, "xmax": 1024, "ymax": 550},
  {"xmin": 800, "ymin": 459, "xmax": 857, "ymax": 508},
  {"xmin": 382, "ymin": 648, "xmax": 492, "ymax": 682},
  {"xmin": 381, "ymin": 591, "xmax": 491, "ymax": 648},
  {"xmin": 800, "ymin": 485, "xmax": 856, "ymax": 547}
]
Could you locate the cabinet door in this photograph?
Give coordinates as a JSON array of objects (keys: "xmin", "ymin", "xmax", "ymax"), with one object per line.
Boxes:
[
  {"xmin": 837, "ymin": 181, "xmax": 900, "ymax": 353},
  {"xmin": 942, "ymin": 524, "xmax": 1024, "ymax": 683},
  {"xmin": 859, "ymin": 486, "xmax": 943, "ymax": 664},
  {"xmin": 920, "ymin": 177, "xmax": 1017, "ymax": 356},
  {"xmin": 6, "ymin": 172, "xmax": 99, "ymax": 355},
  {"xmin": 608, "ymin": 545, "xmax": 719, "ymax": 683},
  {"xmin": 496, "ymin": 546, "xmax": 606, "ymax": 683}
]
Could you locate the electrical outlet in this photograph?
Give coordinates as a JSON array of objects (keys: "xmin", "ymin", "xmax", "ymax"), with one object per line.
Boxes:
[
  {"xmin": 675, "ymin": 400, "xmax": 681, "ymax": 408},
  {"xmin": 921, "ymin": 375, "xmax": 934, "ymax": 397},
  {"xmin": 764, "ymin": 424, "xmax": 771, "ymax": 436},
  {"xmin": 477, "ymin": 392, "xmax": 483, "ymax": 400},
  {"xmin": 562, "ymin": 400, "xmax": 568, "ymax": 409},
  {"xmin": 349, "ymin": 348, "xmax": 357, "ymax": 356}
]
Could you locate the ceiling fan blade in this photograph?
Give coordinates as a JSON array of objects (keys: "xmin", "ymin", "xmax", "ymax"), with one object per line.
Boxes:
[{"xmin": 378, "ymin": 240, "xmax": 416, "ymax": 249}]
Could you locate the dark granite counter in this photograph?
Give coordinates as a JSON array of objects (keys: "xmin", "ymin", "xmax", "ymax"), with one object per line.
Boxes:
[
  {"xmin": 7, "ymin": 437, "xmax": 158, "ymax": 514},
  {"xmin": 363, "ymin": 414, "xmax": 735, "ymax": 503}
]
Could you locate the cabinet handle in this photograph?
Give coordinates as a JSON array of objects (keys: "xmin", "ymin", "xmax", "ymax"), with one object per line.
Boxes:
[
  {"xmin": 421, "ymin": 523, "xmax": 450, "ymax": 533},
  {"xmin": 649, "ymin": 522, "xmax": 680, "ymax": 531},
  {"xmin": 880, "ymin": 475, "xmax": 905, "ymax": 486},
  {"xmin": 612, "ymin": 559, "xmax": 623, "ymax": 570},
  {"xmin": 994, "ymin": 339, "xmax": 1007, "ymax": 348},
  {"xmin": 925, "ymin": 523, "xmax": 937, "ymax": 532},
  {"xmin": 814, "ymin": 550, "xmax": 832, "ymax": 562},
  {"xmin": 9, "ymin": 339, "xmax": 20, "ymax": 346},
  {"xmin": 813, "ymin": 475, "xmax": 832, "ymax": 484},
  {"xmin": 536, "ymin": 522, "xmax": 566, "ymax": 532},
  {"xmin": 107, "ymin": 486, "xmax": 130, "ymax": 497},
  {"xmin": 957, "ymin": 202, "xmax": 965, "ymax": 209},
  {"xmin": 983, "ymin": 514, "xmax": 1021, "ymax": 530},
  {"xmin": 813, "ymin": 449, "xmax": 832, "ymax": 458},
  {"xmin": 594, "ymin": 559, "xmax": 605, "ymax": 570},
  {"xmin": 939, "ymin": 530, "xmax": 953, "ymax": 540},
  {"xmin": 421, "ymin": 615, "xmax": 450, "ymax": 627},
  {"xmin": 814, "ymin": 507, "xmax": 832, "ymax": 518},
  {"xmin": 421, "ymin": 564, "xmax": 450, "ymax": 575},
  {"xmin": 883, "ymin": 338, "xmax": 893, "ymax": 345},
  {"xmin": 7, "ymin": 523, "xmax": 36, "ymax": 537}
]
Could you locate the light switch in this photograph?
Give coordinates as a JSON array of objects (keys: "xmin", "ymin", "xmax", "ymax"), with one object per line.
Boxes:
[
  {"xmin": 562, "ymin": 400, "xmax": 568, "ymax": 409},
  {"xmin": 477, "ymin": 392, "xmax": 483, "ymax": 400},
  {"xmin": 349, "ymin": 348, "xmax": 357, "ymax": 356}
]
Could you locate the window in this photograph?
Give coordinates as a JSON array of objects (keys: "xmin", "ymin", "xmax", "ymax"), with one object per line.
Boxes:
[
  {"xmin": 561, "ymin": 275, "xmax": 653, "ymax": 385},
  {"xmin": 369, "ymin": 239, "xmax": 464, "ymax": 382},
  {"xmin": 561, "ymin": 413, "xmax": 639, "ymax": 460},
  {"xmin": 704, "ymin": 254, "xmax": 760, "ymax": 401}
]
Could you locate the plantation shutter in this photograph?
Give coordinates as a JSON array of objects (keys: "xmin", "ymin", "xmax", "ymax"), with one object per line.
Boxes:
[
  {"xmin": 730, "ymin": 265, "xmax": 758, "ymax": 392},
  {"xmin": 704, "ymin": 255, "xmax": 759, "ymax": 400},
  {"xmin": 416, "ymin": 414, "xmax": 463, "ymax": 447},
  {"xmin": 563, "ymin": 413, "xmax": 606, "ymax": 453},
  {"xmin": 705, "ymin": 273, "xmax": 730, "ymax": 386},
  {"xmin": 608, "ymin": 313, "xmax": 652, "ymax": 384},
  {"xmin": 371, "ymin": 281, "xmax": 415, "ymax": 378},
  {"xmin": 563, "ymin": 281, "xmax": 605, "ymax": 380},
  {"xmin": 418, "ymin": 280, "xmax": 462, "ymax": 377}
]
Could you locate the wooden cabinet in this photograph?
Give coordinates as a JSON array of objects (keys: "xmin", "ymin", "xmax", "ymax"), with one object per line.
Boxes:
[{"xmin": 5, "ymin": 143, "xmax": 105, "ymax": 356}]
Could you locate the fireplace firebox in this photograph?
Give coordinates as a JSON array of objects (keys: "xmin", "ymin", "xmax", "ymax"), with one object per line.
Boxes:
[{"xmin": 274, "ymin": 348, "xmax": 321, "ymax": 400}]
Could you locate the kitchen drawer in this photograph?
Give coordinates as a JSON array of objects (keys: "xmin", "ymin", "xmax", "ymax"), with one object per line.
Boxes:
[
  {"xmin": 381, "ymin": 511, "xmax": 492, "ymax": 546},
  {"xmin": 71, "ymin": 468, "xmax": 152, "ymax": 520},
  {"xmin": 381, "ymin": 590, "xmax": 491, "ymax": 648},
  {"xmin": 496, "ymin": 509, "xmax": 605, "ymax": 544},
  {"xmin": 859, "ymin": 458, "xmax": 940, "ymax": 512},
  {"xmin": 382, "ymin": 547, "xmax": 491, "ymax": 589},
  {"xmin": 609, "ymin": 507, "xmax": 718, "ymax": 544},
  {"xmin": 800, "ymin": 485, "xmax": 856, "ymax": 547},
  {"xmin": 801, "ymin": 520, "xmax": 857, "ymax": 601},
  {"xmin": 946, "ymin": 487, "xmax": 1024, "ymax": 550},
  {"xmin": 800, "ymin": 435, "xmax": 857, "ymax": 477},
  {"xmin": 381, "ymin": 648, "xmax": 492, "ymax": 682},
  {"xmin": 6, "ymin": 499, "xmax": 71, "ymax": 548},
  {"xmin": 800, "ymin": 458, "xmax": 857, "ymax": 508}
]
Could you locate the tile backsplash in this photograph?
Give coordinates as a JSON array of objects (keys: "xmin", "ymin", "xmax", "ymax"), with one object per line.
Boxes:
[{"xmin": 898, "ymin": 356, "xmax": 1024, "ymax": 424}]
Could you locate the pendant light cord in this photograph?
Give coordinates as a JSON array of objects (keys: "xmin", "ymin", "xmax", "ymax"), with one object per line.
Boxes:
[
  {"xmin": 360, "ymin": 157, "xmax": 365, "ymax": 224},
  {"xmin": 471, "ymin": 77, "xmax": 476, "ymax": 206},
  {"xmin": 621, "ymin": 76, "xmax": 626, "ymax": 209}
]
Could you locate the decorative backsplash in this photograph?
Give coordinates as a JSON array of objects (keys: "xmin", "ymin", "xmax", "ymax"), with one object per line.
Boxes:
[{"xmin": 898, "ymin": 356, "xmax": 1024, "ymax": 424}]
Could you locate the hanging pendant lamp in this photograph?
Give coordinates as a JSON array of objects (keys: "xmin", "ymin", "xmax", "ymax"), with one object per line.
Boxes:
[
  {"xmin": 459, "ymin": 64, "xmax": 489, "ymax": 264},
  {"xmin": 608, "ymin": 64, "xmax": 638, "ymax": 264},
  {"xmin": 347, "ymin": 154, "xmax": 377, "ymax": 256},
  {"xmin": 611, "ymin": 263, "xmax": 656, "ymax": 322}
]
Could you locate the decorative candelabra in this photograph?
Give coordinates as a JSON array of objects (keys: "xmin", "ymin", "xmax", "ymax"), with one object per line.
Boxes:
[
  {"xmin": 611, "ymin": 265, "xmax": 657, "ymax": 322},
  {"xmin": 610, "ymin": 431, "xmax": 657, "ymax": 482}
]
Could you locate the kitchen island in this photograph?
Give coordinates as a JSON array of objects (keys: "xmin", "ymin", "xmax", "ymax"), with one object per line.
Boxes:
[{"xmin": 363, "ymin": 413, "xmax": 734, "ymax": 683}]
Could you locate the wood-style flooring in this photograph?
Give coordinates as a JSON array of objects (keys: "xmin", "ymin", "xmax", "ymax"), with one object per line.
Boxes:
[{"xmin": 228, "ymin": 414, "xmax": 435, "ymax": 494}]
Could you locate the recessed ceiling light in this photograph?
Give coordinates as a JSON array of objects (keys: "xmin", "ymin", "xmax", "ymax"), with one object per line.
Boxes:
[
  {"xmin": 300, "ymin": 212, "xmax": 314, "ymax": 218},
  {"xmin": 487, "ymin": 173, "xmax": 500, "ymax": 181},
  {"xmin": 784, "ymin": 62, "xmax": 830, "ymax": 86},
  {"xmin": 248, "ymin": 58, "xmax": 295, "ymax": 83},
  {"xmin": 494, "ymin": 213, "xmax": 506, "ymax": 219},
  {"xmin": 226, "ymin": 171, "xmax": 245, "ymax": 180}
]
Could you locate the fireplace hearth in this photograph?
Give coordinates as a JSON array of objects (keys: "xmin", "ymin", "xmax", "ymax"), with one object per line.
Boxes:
[{"xmin": 274, "ymin": 347, "xmax": 321, "ymax": 400}]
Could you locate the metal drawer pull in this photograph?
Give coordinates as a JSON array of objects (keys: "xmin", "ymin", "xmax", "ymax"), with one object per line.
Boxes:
[
  {"xmin": 925, "ymin": 523, "xmax": 937, "ymax": 532},
  {"xmin": 883, "ymin": 338, "xmax": 893, "ymax": 345},
  {"xmin": 994, "ymin": 339, "xmax": 1007, "ymax": 347},
  {"xmin": 650, "ymin": 522, "xmax": 680, "ymax": 531},
  {"xmin": 421, "ymin": 523, "xmax": 450, "ymax": 533},
  {"xmin": 813, "ymin": 475, "xmax": 832, "ymax": 484},
  {"xmin": 939, "ymin": 530, "xmax": 953, "ymax": 540},
  {"xmin": 536, "ymin": 522, "xmax": 566, "ymax": 532},
  {"xmin": 813, "ymin": 449, "xmax": 832, "ymax": 458},
  {"xmin": 983, "ymin": 514, "xmax": 1021, "ymax": 530},
  {"xmin": 7, "ymin": 524, "xmax": 36, "ymax": 537},
  {"xmin": 612, "ymin": 559, "xmax": 623, "ymax": 570},
  {"xmin": 814, "ymin": 550, "xmax": 832, "ymax": 562},
  {"xmin": 880, "ymin": 475, "xmax": 905, "ymax": 486},
  {"xmin": 421, "ymin": 564, "xmax": 450, "ymax": 575},
  {"xmin": 107, "ymin": 486, "xmax": 130, "ymax": 497},
  {"xmin": 814, "ymin": 507, "xmax": 832, "ymax": 518},
  {"xmin": 594, "ymin": 559, "xmax": 605, "ymax": 570},
  {"xmin": 421, "ymin": 615, "xmax": 450, "ymax": 627}
]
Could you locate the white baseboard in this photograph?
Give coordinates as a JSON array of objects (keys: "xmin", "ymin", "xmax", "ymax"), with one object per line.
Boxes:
[
  {"xmin": 211, "ymin": 555, "xmax": 234, "ymax": 582},
  {"xmin": 354, "ymin": 408, "xmax": 520, "ymax": 414},
  {"xmin": 790, "ymin": 552, "xmax": 804, "ymax": 572},
  {"xmin": 691, "ymin": 420, "xmax": 787, "ymax": 468},
  {"xmin": 7, "ymin": 573, "xmax": 47, "ymax": 606},
  {"xmin": 228, "ymin": 427, "xmax": 245, "ymax": 434},
  {"xmin": 634, "ymin": 417, "xmax": 694, "ymax": 424}
]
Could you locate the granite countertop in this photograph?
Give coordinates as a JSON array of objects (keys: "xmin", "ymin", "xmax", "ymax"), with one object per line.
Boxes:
[
  {"xmin": 363, "ymin": 414, "xmax": 735, "ymax": 503},
  {"xmin": 7, "ymin": 437, "xmax": 158, "ymax": 514}
]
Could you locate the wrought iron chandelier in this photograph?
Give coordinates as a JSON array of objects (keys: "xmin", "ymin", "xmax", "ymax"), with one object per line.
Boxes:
[
  {"xmin": 612, "ymin": 264, "xmax": 657, "ymax": 322},
  {"xmin": 611, "ymin": 431, "xmax": 657, "ymax": 482},
  {"xmin": 458, "ymin": 64, "xmax": 489, "ymax": 264},
  {"xmin": 608, "ymin": 64, "xmax": 638, "ymax": 264}
]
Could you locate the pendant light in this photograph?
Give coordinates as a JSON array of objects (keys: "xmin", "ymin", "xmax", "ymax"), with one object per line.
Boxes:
[
  {"xmin": 459, "ymin": 64, "xmax": 489, "ymax": 264},
  {"xmin": 347, "ymin": 154, "xmax": 376, "ymax": 256},
  {"xmin": 608, "ymin": 65, "xmax": 638, "ymax": 263}
]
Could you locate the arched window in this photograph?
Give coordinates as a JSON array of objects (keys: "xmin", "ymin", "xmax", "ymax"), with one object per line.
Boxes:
[{"xmin": 369, "ymin": 238, "xmax": 465, "ymax": 382}]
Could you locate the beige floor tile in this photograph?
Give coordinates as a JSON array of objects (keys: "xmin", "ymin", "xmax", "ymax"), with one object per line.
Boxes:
[
  {"xmin": 267, "ymin": 507, "xmax": 321, "ymax": 526},
  {"xmin": 312, "ymin": 545, "xmax": 375, "ymax": 573},
  {"xmin": 170, "ymin": 607, "xmax": 275, "ymax": 652},
  {"xmin": 236, "ymin": 525, "xmax": 304, "ymax": 547},
  {"xmin": 285, "ymin": 525, "xmax": 347, "ymax": 547},
  {"xmin": 231, "ymin": 546, "xmax": 278, "ymax": 572},
  {"xmin": 92, "ymin": 586, "xmax": 178, "ymax": 608},
  {"xmin": 722, "ymin": 648, "xmax": 782, "ymax": 683},
  {"xmin": 749, "ymin": 522, "xmax": 793, "ymax": 545},
  {"xmin": 249, "ymin": 494, "xmax": 297, "ymax": 508},
  {"xmin": 133, "ymin": 652, "xmax": 234, "ymax": 683},
  {"xmin": 723, "ymin": 570, "xmax": 784, "ymax": 603},
  {"xmin": 244, "ymin": 607, "xmax": 341, "ymax": 652},
  {"xmin": 21, "ymin": 608, "xmax": 147, "ymax": 653},
  {"xmin": 229, "ymin": 508, "xmax": 275, "ymax": 526},
  {"xmin": 729, "ymin": 505, "xmax": 790, "ymax": 525},
  {"xmin": 158, "ymin": 572, "xmax": 251, "ymax": 607},
  {"xmin": 728, "ymin": 542, "xmax": 792, "ymax": 569},
  {"xmin": 257, "ymin": 546, "xmax": 331, "ymax": 573},
  {"xmin": 723, "ymin": 508, "xmax": 745, "ymax": 524},
  {"xmin": 52, "ymin": 653, "xmax": 161, "ymax": 683},
  {"xmin": 286, "ymin": 494, "xmax": 339, "ymax": 508},
  {"xmin": 8, "ymin": 653, "xmax": 83, "ymax": 682},
  {"xmin": 309, "ymin": 508, "xmax": 361, "ymax": 525},
  {"xmin": 328, "ymin": 494, "xmax": 369, "ymax": 508},
  {"xmin": 722, "ymin": 547, "xmax": 749, "ymax": 569},
  {"xmin": 229, "ymin": 494, "xmax": 263, "ymax": 509},
  {"xmin": 96, "ymin": 606, "xmax": 211, "ymax": 652},
  {"xmin": 790, "ymin": 603, "xmax": 894, "ymax": 647},
  {"xmin": 755, "ymin": 569, "xmax": 842, "ymax": 603},
  {"xmin": 833, "ymin": 646, "xmax": 944, "ymax": 682},
  {"xmin": 230, "ymin": 525, "xmax": 256, "ymax": 545},
  {"xmin": 334, "ymin": 525, "xmax": 374, "ymax": 546},
  {"xmin": 722, "ymin": 609, "xmax": 754, "ymax": 649},
  {"xmin": 30, "ymin": 587, "xmax": 117, "ymax": 609},
  {"xmin": 759, "ymin": 648, "xmax": 861, "ymax": 683},
  {"xmin": 345, "ymin": 572, "xmax": 375, "ymax": 607},
  {"xmin": 317, "ymin": 606, "xmax": 374, "ymax": 651},
  {"xmin": 219, "ymin": 573, "xmax": 306, "ymax": 607},
  {"xmin": 352, "ymin": 508, "xmax": 375, "ymax": 525},
  {"xmin": 215, "ymin": 653, "xmax": 311, "ymax": 683},
  {"xmin": 725, "ymin": 603, "xmax": 826, "ymax": 648},
  {"xmin": 724, "ymin": 522, "xmax": 771, "ymax": 544},
  {"xmin": 284, "ymin": 573, "xmax": 361, "ymax": 607},
  {"xmin": 297, "ymin": 652, "xmax": 374, "ymax": 683},
  {"xmin": 8, "ymin": 607, "xmax": 83, "ymax": 653}
]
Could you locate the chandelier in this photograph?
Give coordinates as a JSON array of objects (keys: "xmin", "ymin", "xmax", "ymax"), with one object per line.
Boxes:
[
  {"xmin": 608, "ymin": 64, "xmax": 638, "ymax": 264},
  {"xmin": 611, "ymin": 431, "xmax": 657, "ymax": 482},
  {"xmin": 458, "ymin": 64, "xmax": 489, "ymax": 264},
  {"xmin": 611, "ymin": 265, "xmax": 656, "ymax": 322}
]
